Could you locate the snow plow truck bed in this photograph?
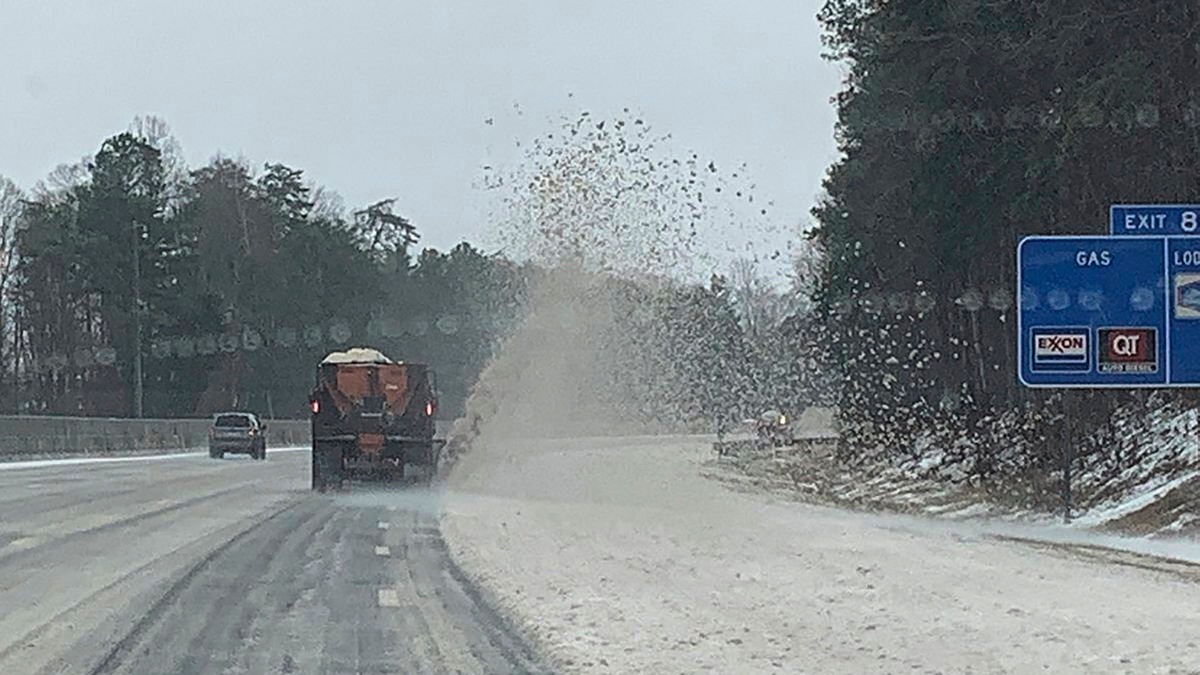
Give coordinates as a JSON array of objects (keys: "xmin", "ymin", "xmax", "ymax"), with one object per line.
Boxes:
[{"xmin": 309, "ymin": 348, "xmax": 444, "ymax": 490}]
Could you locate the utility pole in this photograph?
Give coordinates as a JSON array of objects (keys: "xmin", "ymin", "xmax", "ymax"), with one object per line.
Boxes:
[{"xmin": 132, "ymin": 219, "xmax": 144, "ymax": 418}]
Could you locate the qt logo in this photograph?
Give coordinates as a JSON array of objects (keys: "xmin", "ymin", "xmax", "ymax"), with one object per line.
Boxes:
[
  {"xmin": 1110, "ymin": 333, "xmax": 1142, "ymax": 356},
  {"xmin": 1098, "ymin": 328, "xmax": 1157, "ymax": 374}
]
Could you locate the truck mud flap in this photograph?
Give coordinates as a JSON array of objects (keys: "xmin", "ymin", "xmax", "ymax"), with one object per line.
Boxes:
[
  {"xmin": 312, "ymin": 442, "xmax": 345, "ymax": 491},
  {"xmin": 386, "ymin": 437, "xmax": 447, "ymax": 467}
]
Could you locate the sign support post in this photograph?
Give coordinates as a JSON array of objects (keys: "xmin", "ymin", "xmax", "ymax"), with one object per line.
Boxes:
[{"xmin": 1061, "ymin": 393, "xmax": 1075, "ymax": 523}]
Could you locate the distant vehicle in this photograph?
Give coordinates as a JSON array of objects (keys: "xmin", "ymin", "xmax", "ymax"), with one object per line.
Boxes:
[
  {"xmin": 755, "ymin": 409, "xmax": 794, "ymax": 448},
  {"xmin": 208, "ymin": 412, "xmax": 268, "ymax": 460},
  {"xmin": 308, "ymin": 347, "xmax": 445, "ymax": 490}
]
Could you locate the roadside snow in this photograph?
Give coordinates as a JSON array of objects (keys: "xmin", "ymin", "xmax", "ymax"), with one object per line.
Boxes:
[
  {"xmin": 442, "ymin": 435, "xmax": 1200, "ymax": 674},
  {"xmin": 0, "ymin": 446, "xmax": 308, "ymax": 471},
  {"xmin": 1071, "ymin": 470, "xmax": 1200, "ymax": 527}
]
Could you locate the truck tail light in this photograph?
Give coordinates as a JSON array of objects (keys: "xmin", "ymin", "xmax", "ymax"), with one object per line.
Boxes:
[
  {"xmin": 310, "ymin": 400, "xmax": 320, "ymax": 414},
  {"xmin": 425, "ymin": 401, "xmax": 433, "ymax": 416}
]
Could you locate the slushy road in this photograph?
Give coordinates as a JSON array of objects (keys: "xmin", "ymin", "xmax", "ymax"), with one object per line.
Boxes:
[{"xmin": 0, "ymin": 448, "xmax": 545, "ymax": 675}]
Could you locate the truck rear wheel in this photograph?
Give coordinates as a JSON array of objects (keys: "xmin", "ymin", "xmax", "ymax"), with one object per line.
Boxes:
[
  {"xmin": 406, "ymin": 463, "xmax": 435, "ymax": 486},
  {"xmin": 405, "ymin": 440, "xmax": 440, "ymax": 486},
  {"xmin": 312, "ymin": 442, "xmax": 344, "ymax": 491}
]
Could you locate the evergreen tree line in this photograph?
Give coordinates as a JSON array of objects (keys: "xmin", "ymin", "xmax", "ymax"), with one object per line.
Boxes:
[
  {"xmin": 0, "ymin": 119, "xmax": 529, "ymax": 418},
  {"xmin": 0, "ymin": 118, "xmax": 810, "ymax": 424},
  {"xmin": 808, "ymin": 0, "xmax": 1200, "ymax": 472}
]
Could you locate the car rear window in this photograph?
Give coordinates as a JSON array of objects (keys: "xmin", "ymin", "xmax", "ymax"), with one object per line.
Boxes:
[{"xmin": 214, "ymin": 414, "xmax": 252, "ymax": 428}]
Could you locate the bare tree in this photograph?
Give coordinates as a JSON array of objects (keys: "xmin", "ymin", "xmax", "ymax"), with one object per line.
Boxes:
[
  {"xmin": 310, "ymin": 184, "xmax": 347, "ymax": 221},
  {"xmin": 129, "ymin": 115, "xmax": 188, "ymax": 215},
  {"xmin": 0, "ymin": 176, "xmax": 23, "ymax": 304},
  {"xmin": 0, "ymin": 176, "xmax": 25, "ymax": 407},
  {"xmin": 729, "ymin": 258, "xmax": 789, "ymax": 339},
  {"xmin": 129, "ymin": 115, "xmax": 185, "ymax": 173},
  {"xmin": 35, "ymin": 160, "xmax": 89, "ymax": 202}
]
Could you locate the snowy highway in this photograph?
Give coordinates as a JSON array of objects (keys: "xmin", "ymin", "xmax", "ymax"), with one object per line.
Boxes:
[
  {"xmin": 444, "ymin": 435, "xmax": 1200, "ymax": 674},
  {"xmin": 6, "ymin": 435, "xmax": 1200, "ymax": 674},
  {"xmin": 0, "ymin": 448, "xmax": 545, "ymax": 674}
]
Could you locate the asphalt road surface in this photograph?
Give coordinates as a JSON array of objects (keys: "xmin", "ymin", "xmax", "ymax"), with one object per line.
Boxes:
[{"xmin": 0, "ymin": 448, "xmax": 547, "ymax": 675}]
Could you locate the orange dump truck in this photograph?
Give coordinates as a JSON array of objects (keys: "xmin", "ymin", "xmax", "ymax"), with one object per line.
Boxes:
[{"xmin": 308, "ymin": 348, "xmax": 444, "ymax": 490}]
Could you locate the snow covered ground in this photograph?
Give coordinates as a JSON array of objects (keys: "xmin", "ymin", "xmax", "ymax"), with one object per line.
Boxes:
[
  {"xmin": 708, "ymin": 397, "xmax": 1200, "ymax": 542},
  {"xmin": 872, "ymin": 395, "xmax": 1200, "ymax": 535},
  {"xmin": 442, "ymin": 434, "xmax": 1200, "ymax": 674}
]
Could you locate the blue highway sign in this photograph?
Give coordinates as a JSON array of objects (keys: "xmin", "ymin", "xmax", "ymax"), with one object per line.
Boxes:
[
  {"xmin": 1110, "ymin": 204, "xmax": 1200, "ymax": 236},
  {"xmin": 1018, "ymin": 236, "xmax": 1170, "ymax": 387},
  {"xmin": 1167, "ymin": 237, "xmax": 1200, "ymax": 383}
]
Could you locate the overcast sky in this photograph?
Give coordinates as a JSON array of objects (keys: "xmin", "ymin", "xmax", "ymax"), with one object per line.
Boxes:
[{"xmin": 0, "ymin": 1, "xmax": 842, "ymax": 275}]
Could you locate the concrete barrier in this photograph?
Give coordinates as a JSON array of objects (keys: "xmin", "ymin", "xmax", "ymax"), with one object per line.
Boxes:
[{"xmin": 0, "ymin": 415, "xmax": 311, "ymax": 459}]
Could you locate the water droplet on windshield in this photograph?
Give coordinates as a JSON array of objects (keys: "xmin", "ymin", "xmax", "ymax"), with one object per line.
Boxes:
[
  {"xmin": 1130, "ymin": 287, "xmax": 1155, "ymax": 311},
  {"xmin": 1020, "ymin": 286, "xmax": 1038, "ymax": 310},
  {"xmin": 1046, "ymin": 289, "xmax": 1070, "ymax": 310}
]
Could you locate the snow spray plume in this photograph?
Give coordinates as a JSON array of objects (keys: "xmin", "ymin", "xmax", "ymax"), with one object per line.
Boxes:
[
  {"xmin": 447, "ymin": 109, "xmax": 782, "ymax": 468},
  {"xmin": 487, "ymin": 108, "xmax": 785, "ymax": 281}
]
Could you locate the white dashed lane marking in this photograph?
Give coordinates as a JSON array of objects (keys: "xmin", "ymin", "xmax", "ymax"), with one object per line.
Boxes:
[
  {"xmin": 377, "ymin": 588, "xmax": 401, "ymax": 607},
  {"xmin": 375, "ymin": 545, "xmax": 390, "ymax": 556},
  {"xmin": 377, "ymin": 521, "xmax": 389, "ymax": 530}
]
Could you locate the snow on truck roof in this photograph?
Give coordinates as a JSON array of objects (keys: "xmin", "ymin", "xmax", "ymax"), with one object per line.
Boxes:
[{"xmin": 320, "ymin": 348, "xmax": 395, "ymax": 364}]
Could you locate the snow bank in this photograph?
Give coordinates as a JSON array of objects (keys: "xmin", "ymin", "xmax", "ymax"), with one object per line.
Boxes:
[
  {"xmin": 442, "ymin": 435, "xmax": 1200, "ymax": 674},
  {"xmin": 798, "ymin": 392, "xmax": 1200, "ymax": 536},
  {"xmin": 1072, "ymin": 470, "xmax": 1200, "ymax": 527}
]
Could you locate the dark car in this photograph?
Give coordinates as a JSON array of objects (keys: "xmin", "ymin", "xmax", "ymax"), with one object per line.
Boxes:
[{"xmin": 208, "ymin": 412, "xmax": 267, "ymax": 460}]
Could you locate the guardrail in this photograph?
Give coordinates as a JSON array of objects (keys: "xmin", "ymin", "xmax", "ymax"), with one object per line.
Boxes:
[
  {"xmin": 0, "ymin": 415, "xmax": 311, "ymax": 458},
  {"xmin": 714, "ymin": 428, "xmax": 840, "ymax": 459}
]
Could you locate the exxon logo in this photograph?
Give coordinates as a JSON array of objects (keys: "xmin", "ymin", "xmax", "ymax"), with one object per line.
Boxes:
[{"xmin": 1033, "ymin": 330, "xmax": 1088, "ymax": 363}]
